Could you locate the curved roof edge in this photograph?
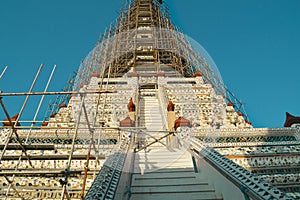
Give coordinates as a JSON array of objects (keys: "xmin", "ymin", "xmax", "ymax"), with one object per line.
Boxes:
[{"xmin": 284, "ymin": 112, "xmax": 300, "ymax": 127}]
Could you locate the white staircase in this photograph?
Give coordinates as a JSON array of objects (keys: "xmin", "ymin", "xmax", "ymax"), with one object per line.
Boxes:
[
  {"xmin": 131, "ymin": 149, "xmax": 223, "ymax": 200},
  {"xmin": 128, "ymin": 89, "xmax": 223, "ymax": 200},
  {"xmin": 139, "ymin": 91, "xmax": 166, "ymax": 148},
  {"xmin": 140, "ymin": 94, "xmax": 164, "ymax": 131}
]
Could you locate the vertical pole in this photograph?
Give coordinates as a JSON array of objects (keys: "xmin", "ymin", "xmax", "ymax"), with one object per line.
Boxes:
[
  {"xmin": 61, "ymin": 94, "xmax": 85, "ymax": 200},
  {"xmin": 80, "ymin": 99, "xmax": 100, "ymax": 198},
  {"xmin": 80, "ymin": 141, "xmax": 92, "ymax": 199}
]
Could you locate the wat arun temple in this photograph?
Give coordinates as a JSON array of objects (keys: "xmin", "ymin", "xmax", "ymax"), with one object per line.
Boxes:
[{"xmin": 0, "ymin": 0, "xmax": 300, "ymax": 199}]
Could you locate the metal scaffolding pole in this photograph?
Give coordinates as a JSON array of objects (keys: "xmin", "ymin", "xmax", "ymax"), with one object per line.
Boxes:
[
  {"xmin": 0, "ymin": 66, "xmax": 8, "ymax": 79},
  {"xmin": 60, "ymin": 94, "xmax": 86, "ymax": 200},
  {"xmin": 0, "ymin": 64, "xmax": 44, "ymax": 167},
  {"xmin": 80, "ymin": 100, "xmax": 99, "ymax": 199},
  {"xmin": 4, "ymin": 64, "xmax": 57, "ymax": 198},
  {"xmin": 0, "ymin": 90, "xmax": 114, "ymax": 97}
]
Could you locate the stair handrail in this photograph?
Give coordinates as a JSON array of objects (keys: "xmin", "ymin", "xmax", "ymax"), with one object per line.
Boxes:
[
  {"xmin": 180, "ymin": 135, "xmax": 293, "ymax": 200},
  {"xmin": 157, "ymin": 85, "xmax": 168, "ymax": 130},
  {"xmin": 85, "ymin": 139, "xmax": 130, "ymax": 199},
  {"xmin": 133, "ymin": 88, "xmax": 140, "ymax": 128}
]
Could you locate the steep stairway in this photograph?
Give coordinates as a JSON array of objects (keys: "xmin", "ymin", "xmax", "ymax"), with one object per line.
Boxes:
[
  {"xmin": 139, "ymin": 91, "xmax": 164, "ymax": 131},
  {"xmin": 131, "ymin": 149, "xmax": 223, "ymax": 200},
  {"xmin": 139, "ymin": 90, "xmax": 166, "ymax": 148},
  {"xmin": 129, "ymin": 89, "xmax": 223, "ymax": 200}
]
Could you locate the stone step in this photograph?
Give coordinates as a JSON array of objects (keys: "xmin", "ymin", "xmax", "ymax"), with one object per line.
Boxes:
[
  {"xmin": 142, "ymin": 125, "xmax": 163, "ymax": 128},
  {"xmin": 141, "ymin": 96, "xmax": 157, "ymax": 98},
  {"xmin": 143, "ymin": 127, "xmax": 164, "ymax": 129},
  {"xmin": 140, "ymin": 113, "xmax": 161, "ymax": 116},
  {"xmin": 133, "ymin": 149, "xmax": 194, "ymax": 172},
  {"xmin": 141, "ymin": 122, "xmax": 163, "ymax": 126},
  {"xmin": 134, "ymin": 163, "xmax": 193, "ymax": 171},
  {"xmin": 140, "ymin": 113, "xmax": 162, "ymax": 115},
  {"xmin": 140, "ymin": 110, "xmax": 161, "ymax": 113},
  {"xmin": 142, "ymin": 123, "xmax": 163, "ymax": 126},
  {"xmin": 140, "ymin": 120, "xmax": 163, "ymax": 126},
  {"xmin": 141, "ymin": 116, "xmax": 161, "ymax": 119},
  {"xmin": 132, "ymin": 178, "xmax": 208, "ymax": 187},
  {"xmin": 141, "ymin": 120, "xmax": 163, "ymax": 122},
  {"xmin": 133, "ymin": 161, "xmax": 192, "ymax": 169},
  {"xmin": 132, "ymin": 171, "xmax": 197, "ymax": 180},
  {"xmin": 141, "ymin": 101, "xmax": 159, "ymax": 103},
  {"xmin": 139, "ymin": 117, "xmax": 162, "ymax": 120},
  {"xmin": 140, "ymin": 100, "xmax": 158, "ymax": 102},
  {"xmin": 140, "ymin": 111, "xmax": 161, "ymax": 114},
  {"xmin": 141, "ymin": 100, "xmax": 158, "ymax": 103},
  {"xmin": 140, "ymin": 104, "xmax": 160, "ymax": 107},
  {"xmin": 140, "ymin": 122, "xmax": 163, "ymax": 125},
  {"xmin": 135, "ymin": 149, "xmax": 190, "ymax": 156},
  {"xmin": 131, "ymin": 184, "xmax": 216, "ymax": 194},
  {"xmin": 142, "ymin": 125, "xmax": 163, "ymax": 129},
  {"xmin": 140, "ymin": 120, "xmax": 163, "ymax": 123},
  {"xmin": 140, "ymin": 122, "xmax": 163, "ymax": 124},
  {"xmin": 141, "ymin": 106, "xmax": 160, "ymax": 109},
  {"xmin": 135, "ymin": 167, "xmax": 194, "ymax": 174},
  {"xmin": 135, "ymin": 153, "xmax": 191, "ymax": 159},
  {"xmin": 135, "ymin": 157, "xmax": 192, "ymax": 164},
  {"xmin": 140, "ymin": 122, "xmax": 163, "ymax": 126},
  {"xmin": 140, "ymin": 107, "xmax": 161, "ymax": 112},
  {"xmin": 140, "ymin": 117, "xmax": 161, "ymax": 120},
  {"xmin": 140, "ymin": 108, "xmax": 161, "ymax": 111},
  {"xmin": 130, "ymin": 192, "xmax": 223, "ymax": 200},
  {"xmin": 134, "ymin": 163, "xmax": 193, "ymax": 169}
]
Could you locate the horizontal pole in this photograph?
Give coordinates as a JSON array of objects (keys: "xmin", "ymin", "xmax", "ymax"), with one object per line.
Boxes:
[
  {"xmin": 0, "ymin": 90, "xmax": 115, "ymax": 97},
  {"xmin": 0, "ymin": 154, "xmax": 101, "ymax": 160},
  {"xmin": 0, "ymin": 169, "xmax": 83, "ymax": 176},
  {"xmin": 0, "ymin": 144, "xmax": 55, "ymax": 150}
]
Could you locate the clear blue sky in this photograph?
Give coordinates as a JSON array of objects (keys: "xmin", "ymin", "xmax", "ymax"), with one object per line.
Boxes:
[{"xmin": 0, "ymin": 0, "xmax": 299, "ymax": 128}]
